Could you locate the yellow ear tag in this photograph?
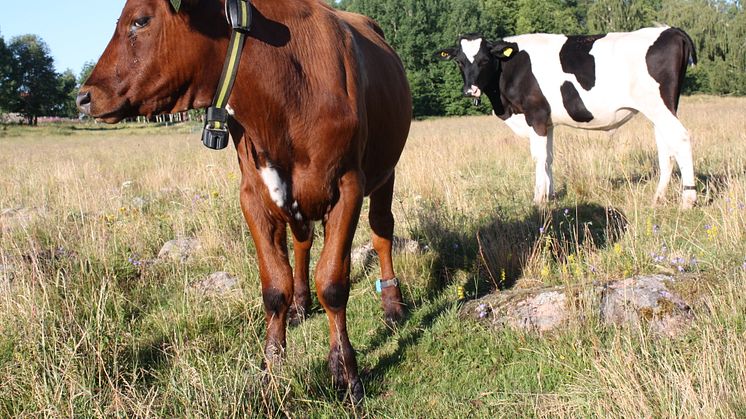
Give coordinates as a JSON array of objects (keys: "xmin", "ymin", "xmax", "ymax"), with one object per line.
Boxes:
[{"xmin": 503, "ymin": 47, "xmax": 513, "ymax": 57}]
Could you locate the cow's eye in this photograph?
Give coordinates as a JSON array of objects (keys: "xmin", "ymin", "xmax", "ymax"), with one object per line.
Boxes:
[{"xmin": 133, "ymin": 16, "xmax": 152, "ymax": 29}]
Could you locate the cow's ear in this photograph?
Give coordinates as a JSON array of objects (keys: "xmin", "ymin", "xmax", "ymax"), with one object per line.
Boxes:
[
  {"xmin": 169, "ymin": 0, "xmax": 199, "ymax": 12},
  {"xmin": 491, "ymin": 42, "xmax": 518, "ymax": 60},
  {"xmin": 435, "ymin": 47, "xmax": 457, "ymax": 61}
]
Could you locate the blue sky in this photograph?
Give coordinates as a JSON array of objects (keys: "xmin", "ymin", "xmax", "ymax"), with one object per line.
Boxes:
[{"xmin": 0, "ymin": 0, "xmax": 126, "ymax": 76}]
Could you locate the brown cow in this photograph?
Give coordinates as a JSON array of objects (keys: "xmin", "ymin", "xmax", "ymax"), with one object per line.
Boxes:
[{"xmin": 77, "ymin": 0, "xmax": 412, "ymax": 402}]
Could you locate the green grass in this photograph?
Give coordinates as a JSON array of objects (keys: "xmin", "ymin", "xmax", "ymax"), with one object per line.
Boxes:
[{"xmin": 1, "ymin": 96, "xmax": 745, "ymax": 417}]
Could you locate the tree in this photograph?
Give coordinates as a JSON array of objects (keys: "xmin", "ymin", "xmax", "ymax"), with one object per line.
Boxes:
[
  {"xmin": 515, "ymin": 0, "xmax": 583, "ymax": 34},
  {"xmin": 55, "ymin": 69, "xmax": 78, "ymax": 118},
  {"xmin": 587, "ymin": 0, "xmax": 661, "ymax": 33},
  {"xmin": 8, "ymin": 35, "xmax": 59, "ymax": 124},
  {"xmin": 0, "ymin": 34, "xmax": 15, "ymax": 114},
  {"xmin": 658, "ymin": 0, "xmax": 745, "ymax": 94}
]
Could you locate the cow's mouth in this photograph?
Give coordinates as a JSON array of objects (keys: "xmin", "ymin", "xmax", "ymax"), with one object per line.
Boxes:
[
  {"xmin": 466, "ymin": 85, "xmax": 482, "ymax": 106},
  {"xmin": 466, "ymin": 85, "xmax": 482, "ymax": 98}
]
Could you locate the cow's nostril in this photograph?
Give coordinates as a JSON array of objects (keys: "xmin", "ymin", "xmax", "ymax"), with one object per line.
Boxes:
[{"xmin": 76, "ymin": 91, "xmax": 92, "ymax": 113}]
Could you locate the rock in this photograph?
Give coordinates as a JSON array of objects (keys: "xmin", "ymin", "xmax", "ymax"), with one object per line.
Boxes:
[
  {"xmin": 463, "ymin": 288, "xmax": 569, "ymax": 333},
  {"xmin": 158, "ymin": 238, "xmax": 201, "ymax": 263},
  {"xmin": 351, "ymin": 243, "xmax": 375, "ymax": 266},
  {"xmin": 191, "ymin": 271, "xmax": 238, "ymax": 295},
  {"xmin": 131, "ymin": 196, "xmax": 148, "ymax": 210},
  {"xmin": 600, "ymin": 275, "xmax": 693, "ymax": 337},
  {"xmin": 462, "ymin": 274, "xmax": 694, "ymax": 337},
  {"xmin": 0, "ymin": 263, "xmax": 14, "ymax": 280},
  {"xmin": 350, "ymin": 237, "xmax": 425, "ymax": 266},
  {"xmin": 0, "ymin": 207, "xmax": 42, "ymax": 231}
]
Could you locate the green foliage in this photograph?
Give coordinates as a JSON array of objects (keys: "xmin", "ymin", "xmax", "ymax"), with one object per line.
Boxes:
[
  {"xmin": 0, "ymin": 35, "xmax": 88, "ymax": 123},
  {"xmin": 7, "ymin": 35, "xmax": 59, "ymax": 124},
  {"xmin": 0, "ymin": 34, "xmax": 16, "ymax": 114},
  {"xmin": 337, "ymin": 0, "xmax": 744, "ymax": 117}
]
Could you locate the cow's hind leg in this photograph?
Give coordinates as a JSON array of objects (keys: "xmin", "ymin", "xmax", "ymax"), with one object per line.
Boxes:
[
  {"xmin": 315, "ymin": 170, "xmax": 364, "ymax": 403},
  {"xmin": 647, "ymin": 110, "xmax": 696, "ymax": 209},
  {"xmin": 289, "ymin": 223, "xmax": 314, "ymax": 326},
  {"xmin": 529, "ymin": 127, "xmax": 555, "ymax": 206},
  {"xmin": 369, "ymin": 173, "xmax": 405, "ymax": 325}
]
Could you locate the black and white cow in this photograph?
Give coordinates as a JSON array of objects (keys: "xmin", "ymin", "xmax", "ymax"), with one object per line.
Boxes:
[{"xmin": 437, "ymin": 27, "xmax": 698, "ymax": 208}]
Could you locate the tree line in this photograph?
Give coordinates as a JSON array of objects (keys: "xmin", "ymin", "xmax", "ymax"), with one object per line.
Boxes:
[
  {"xmin": 1, "ymin": 0, "xmax": 744, "ymax": 122},
  {"xmin": 336, "ymin": 0, "xmax": 745, "ymax": 117},
  {"xmin": 0, "ymin": 33, "xmax": 94, "ymax": 125}
]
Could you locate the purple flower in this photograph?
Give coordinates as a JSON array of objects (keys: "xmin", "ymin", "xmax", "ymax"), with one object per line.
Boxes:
[
  {"xmin": 677, "ymin": 265, "xmax": 685, "ymax": 273},
  {"xmin": 564, "ymin": 208, "xmax": 570, "ymax": 216},
  {"xmin": 653, "ymin": 224, "xmax": 660, "ymax": 234},
  {"xmin": 539, "ymin": 227, "xmax": 545, "ymax": 234},
  {"xmin": 705, "ymin": 224, "xmax": 712, "ymax": 231},
  {"xmin": 690, "ymin": 257, "xmax": 698, "ymax": 266},
  {"xmin": 128, "ymin": 256, "xmax": 142, "ymax": 267}
]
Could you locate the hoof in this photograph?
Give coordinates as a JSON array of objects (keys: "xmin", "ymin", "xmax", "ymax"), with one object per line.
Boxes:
[
  {"xmin": 329, "ymin": 346, "xmax": 363, "ymax": 404},
  {"xmin": 288, "ymin": 303, "xmax": 309, "ymax": 327},
  {"xmin": 682, "ymin": 190, "xmax": 697, "ymax": 210},
  {"xmin": 382, "ymin": 287, "xmax": 406, "ymax": 326}
]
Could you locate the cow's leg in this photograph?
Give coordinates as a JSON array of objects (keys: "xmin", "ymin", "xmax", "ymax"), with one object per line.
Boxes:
[
  {"xmin": 315, "ymin": 170, "xmax": 364, "ymax": 403},
  {"xmin": 239, "ymin": 192, "xmax": 293, "ymax": 365},
  {"xmin": 369, "ymin": 173, "xmax": 405, "ymax": 325},
  {"xmin": 647, "ymin": 110, "xmax": 696, "ymax": 209},
  {"xmin": 529, "ymin": 128, "xmax": 554, "ymax": 206},
  {"xmin": 289, "ymin": 223, "xmax": 314, "ymax": 326}
]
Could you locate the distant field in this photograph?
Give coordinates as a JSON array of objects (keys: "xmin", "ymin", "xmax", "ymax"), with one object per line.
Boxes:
[{"xmin": 1, "ymin": 96, "xmax": 745, "ymax": 417}]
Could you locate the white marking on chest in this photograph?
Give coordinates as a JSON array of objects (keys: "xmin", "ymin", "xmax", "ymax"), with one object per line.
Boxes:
[
  {"xmin": 260, "ymin": 166, "xmax": 287, "ymax": 208},
  {"xmin": 461, "ymin": 38, "xmax": 483, "ymax": 64}
]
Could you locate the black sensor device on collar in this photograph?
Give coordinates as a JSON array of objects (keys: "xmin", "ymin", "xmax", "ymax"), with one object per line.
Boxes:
[{"xmin": 201, "ymin": 0, "xmax": 252, "ymax": 150}]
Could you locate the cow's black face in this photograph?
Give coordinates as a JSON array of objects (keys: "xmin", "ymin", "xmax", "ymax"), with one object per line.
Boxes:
[{"xmin": 436, "ymin": 35, "xmax": 518, "ymax": 100}]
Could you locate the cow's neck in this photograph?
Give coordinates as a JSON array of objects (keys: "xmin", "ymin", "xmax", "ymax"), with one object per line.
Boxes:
[{"xmin": 484, "ymin": 67, "xmax": 514, "ymax": 120}]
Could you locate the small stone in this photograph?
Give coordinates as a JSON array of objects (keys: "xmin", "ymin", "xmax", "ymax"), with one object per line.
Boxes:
[
  {"xmin": 351, "ymin": 237, "xmax": 425, "ymax": 266},
  {"xmin": 158, "ymin": 238, "xmax": 201, "ymax": 263},
  {"xmin": 192, "ymin": 271, "xmax": 238, "ymax": 295},
  {"xmin": 131, "ymin": 196, "xmax": 148, "ymax": 209},
  {"xmin": 0, "ymin": 207, "xmax": 42, "ymax": 231}
]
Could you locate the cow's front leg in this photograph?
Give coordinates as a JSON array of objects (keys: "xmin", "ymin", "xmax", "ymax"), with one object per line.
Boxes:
[
  {"xmin": 315, "ymin": 170, "xmax": 364, "ymax": 403},
  {"xmin": 529, "ymin": 127, "xmax": 554, "ymax": 206},
  {"xmin": 239, "ymin": 191, "xmax": 293, "ymax": 365}
]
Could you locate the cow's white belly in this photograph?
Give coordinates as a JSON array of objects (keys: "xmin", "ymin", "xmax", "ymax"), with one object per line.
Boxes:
[{"xmin": 552, "ymin": 106, "xmax": 638, "ymax": 130}]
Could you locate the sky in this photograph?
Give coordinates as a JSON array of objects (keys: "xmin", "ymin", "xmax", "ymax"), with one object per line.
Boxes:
[{"xmin": 0, "ymin": 0, "xmax": 126, "ymax": 76}]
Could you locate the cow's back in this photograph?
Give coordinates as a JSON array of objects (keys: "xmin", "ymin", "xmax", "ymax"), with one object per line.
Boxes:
[
  {"xmin": 506, "ymin": 28, "xmax": 673, "ymax": 129},
  {"xmin": 336, "ymin": 10, "xmax": 412, "ymax": 193}
]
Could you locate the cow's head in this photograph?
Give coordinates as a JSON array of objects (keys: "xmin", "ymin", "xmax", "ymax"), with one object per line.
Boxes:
[
  {"xmin": 435, "ymin": 34, "xmax": 517, "ymax": 100},
  {"xmin": 77, "ymin": 0, "xmax": 229, "ymax": 122}
]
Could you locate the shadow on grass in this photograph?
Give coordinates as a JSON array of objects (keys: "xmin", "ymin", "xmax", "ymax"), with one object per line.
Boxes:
[{"xmin": 352, "ymin": 202, "xmax": 627, "ymax": 398}]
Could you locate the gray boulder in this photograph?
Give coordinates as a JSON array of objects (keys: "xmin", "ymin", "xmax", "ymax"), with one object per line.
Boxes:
[
  {"xmin": 158, "ymin": 238, "xmax": 202, "ymax": 263},
  {"xmin": 191, "ymin": 271, "xmax": 238, "ymax": 295},
  {"xmin": 600, "ymin": 275, "xmax": 693, "ymax": 337},
  {"xmin": 463, "ymin": 275, "xmax": 694, "ymax": 337}
]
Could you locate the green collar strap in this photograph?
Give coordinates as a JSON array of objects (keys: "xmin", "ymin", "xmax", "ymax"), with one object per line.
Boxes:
[{"xmin": 202, "ymin": 0, "xmax": 252, "ymax": 150}]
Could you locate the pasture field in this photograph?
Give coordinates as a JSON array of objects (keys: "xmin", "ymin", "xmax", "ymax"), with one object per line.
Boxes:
[{"xmin": 1, "ymin": 96, "xmax": 745, "ymax": 417}]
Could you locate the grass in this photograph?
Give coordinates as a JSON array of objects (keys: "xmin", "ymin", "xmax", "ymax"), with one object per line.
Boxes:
[{"xmin": 1, "ymin": 95, "xmax": 745, "ymax": 417}]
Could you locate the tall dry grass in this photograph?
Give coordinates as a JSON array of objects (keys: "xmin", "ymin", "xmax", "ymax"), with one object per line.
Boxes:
[{"xmin": 0, "ymin": 96, "xmax": 745, "ymax": 417}]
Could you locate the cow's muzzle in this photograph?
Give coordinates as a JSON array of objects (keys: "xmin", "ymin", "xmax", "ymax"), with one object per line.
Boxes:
[
  {"xmin": 464, "ymin": 85, "xmax": 482, "ymax": 106},
  {"xmin": 76, "ymin": 91, "xmax": 92, "ymax": 115}
]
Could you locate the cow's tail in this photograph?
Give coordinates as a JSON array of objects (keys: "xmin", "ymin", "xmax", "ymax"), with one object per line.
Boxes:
[{"xmin": 673, "ymin": 27, "xmax": 698, "ymax": 67}]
